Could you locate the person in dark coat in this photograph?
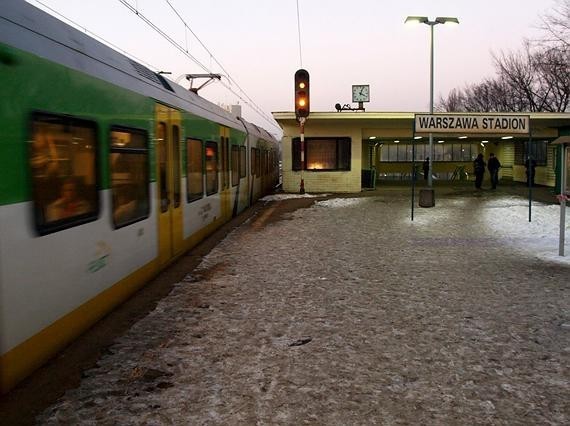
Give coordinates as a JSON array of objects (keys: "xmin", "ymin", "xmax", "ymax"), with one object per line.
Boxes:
[
  {"xmin": 423, "ymin": 157, "xmax": 429, "ymax": 181},
  {"xmin": 525, "ymin": 158, "xmax": 537, "ymax": 186},
  {"xmin": 487, "ymin": 153, "xmax": 501, "ymax": 189},
  {"xmin": 473, "ymin": 153, "xmax": 486, "ymax": 189}
]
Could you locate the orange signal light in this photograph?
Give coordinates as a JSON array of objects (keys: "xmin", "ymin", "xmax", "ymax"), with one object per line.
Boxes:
[{"xmin": 294, "ymin": 69, "xmax": 310, "ymax": 118}]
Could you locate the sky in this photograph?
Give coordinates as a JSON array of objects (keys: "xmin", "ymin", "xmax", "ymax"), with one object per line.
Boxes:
[{"xmin": 30, "ymin": 0, "xmax": 559, "ymax": 136}]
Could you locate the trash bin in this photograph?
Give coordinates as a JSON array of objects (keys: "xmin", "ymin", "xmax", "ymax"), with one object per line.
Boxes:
[{"xmin": 419, "ymin": 188, "xmax": 435, "ymax": 207}]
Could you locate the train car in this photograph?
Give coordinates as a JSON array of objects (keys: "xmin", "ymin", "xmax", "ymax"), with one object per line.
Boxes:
[{"xmin": 0, "ymin": 0, "xmax": 279, "ymax": 393}]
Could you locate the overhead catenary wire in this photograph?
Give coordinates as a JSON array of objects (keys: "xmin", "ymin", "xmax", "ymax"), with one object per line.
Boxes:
[
  {"xmin": 296, "ymin": 0, "xmax": 303, "ymax": 68},
  {"xmin": 161, "ymin": 0, "xmax": 279, "ymax": 130},
  {"xmin": 118, "ymin": 0, "xmax": 279, "ymax": 131},
  {"xmin": 35, "ymin": 0, "xmax": 280, "ymax": 133},
  {"xmin": 33, "ymin": 0, "xmax": 161, "ymax": 72}
]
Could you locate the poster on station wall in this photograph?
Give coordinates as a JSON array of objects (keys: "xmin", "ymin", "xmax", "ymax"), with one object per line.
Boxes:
[{"xmin": 414, "ymin": 114, "xmax": 530, "ymax": 135}]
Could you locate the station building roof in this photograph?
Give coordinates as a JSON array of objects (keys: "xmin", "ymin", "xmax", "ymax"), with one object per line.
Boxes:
[{"xmin": 273, "ymin": 111, "xmax": 570, "ymax": 140}]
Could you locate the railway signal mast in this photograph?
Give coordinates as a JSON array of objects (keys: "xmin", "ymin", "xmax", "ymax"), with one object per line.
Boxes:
[{"xmin": 294, "ymin": 69, "xmax": 310, "ymax": 193}]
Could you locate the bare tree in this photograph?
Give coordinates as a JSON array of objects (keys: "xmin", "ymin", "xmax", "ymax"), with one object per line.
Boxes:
[
  {"xmin": 493, "ymin": 44, "xmax": 543, "ymax": 112},
  {"xmin": 533, "ymin": 47, "xmax": 570, "ymax": 112},
  {"xmin": 538, "ymin": 0, "xmax": 570, "ymax": 49},
  {"xmin": 437, "ymin": 0, "xmax": 569, "ymax": 113},
  {"xmin": 436, "ymin": 88, "xmax": 465, "ymax": 112}
]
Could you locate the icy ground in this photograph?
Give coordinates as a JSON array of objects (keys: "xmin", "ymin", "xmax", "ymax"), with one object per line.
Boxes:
[{"xmin": 38, "ymin": 192, "xmax": 570, "ymax": 425}]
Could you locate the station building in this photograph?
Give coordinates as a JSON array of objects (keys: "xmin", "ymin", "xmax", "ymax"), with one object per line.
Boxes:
[{"xmin": 272, "ymin": 111, "xmax": 570, "ymax": 193}]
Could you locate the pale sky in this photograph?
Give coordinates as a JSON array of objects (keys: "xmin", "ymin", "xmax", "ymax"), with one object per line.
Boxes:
[{"xmin": 30, "ymin": 0, "xmax": 557, "ymax": 135}]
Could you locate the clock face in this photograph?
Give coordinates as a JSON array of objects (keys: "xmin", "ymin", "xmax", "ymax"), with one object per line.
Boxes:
[{"xmin": 352, "ymin": 85, "xmax": 370, "ymax": 102}]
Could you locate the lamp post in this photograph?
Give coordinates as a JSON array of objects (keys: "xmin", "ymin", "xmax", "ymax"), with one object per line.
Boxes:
[{"xmin": 405, "ymin": 16, "xmax": 459, "ymax": 188}]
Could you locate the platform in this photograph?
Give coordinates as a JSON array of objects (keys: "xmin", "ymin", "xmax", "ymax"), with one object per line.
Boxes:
[{"xmin": 2, "ymin": 182, "xmax": 569, "ymax": 425}]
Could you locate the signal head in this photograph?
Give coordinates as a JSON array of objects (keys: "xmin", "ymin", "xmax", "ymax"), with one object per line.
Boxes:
[{"xmin": 294, "ymin": 69, "xmax": 310, "ymax": 119}]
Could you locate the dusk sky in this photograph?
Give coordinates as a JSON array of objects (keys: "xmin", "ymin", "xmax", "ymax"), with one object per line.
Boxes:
[{"xmin": 32, "ymin": 0, "xmax": 558, "ymax": 135}]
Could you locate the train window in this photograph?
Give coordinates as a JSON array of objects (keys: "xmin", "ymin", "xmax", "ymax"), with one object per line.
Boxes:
[
  {"xmin": 251, "ymin": 148, "xmax": 259, "ymax": 176},
  {"xmin": 157, "ymin": 123, "xmax": 168, "ymax": 213},
  {"xmin": 187, "ymin": 138, "xmax": 204, "ymax": 202},
  {"xmin": 255, "ymin": 148, "xmax": 261, "ymax": 176},
  {"xmin": 110, "ymin": 127, "xmax": 150, "ymax": 228},
  {"xmin": 240, "ymin": 146, "xmax": 246, "ymax": 178},
  {"xmin": 30, "ymin": 113, "xmax": 98, "ymax": 235},
  {"xmin": 206, "ymin": 141, "xmax": 218, "ymax": 195},
  {"xmin": 172, "ymin": 126, "xmax": 181, "ymax": 208},
  {"xmin": 231, "ymin": 145, "xmax": 240, "ymax": 186}
]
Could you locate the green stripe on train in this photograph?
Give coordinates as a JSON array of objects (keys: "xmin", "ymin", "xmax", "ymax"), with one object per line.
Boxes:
[{"xmin": 0, "ymin": 43, "xmax": 154, "ymax": 205}]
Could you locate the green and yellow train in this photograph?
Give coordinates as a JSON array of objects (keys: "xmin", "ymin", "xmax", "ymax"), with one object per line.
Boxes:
[{"xmin": 0, "ymin": 0, "xmax": 279, "ymax": 393}]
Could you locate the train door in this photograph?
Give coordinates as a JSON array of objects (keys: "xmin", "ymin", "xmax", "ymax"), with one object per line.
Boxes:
[{"xmin": 156, "ymin": 103, "xmax": 184, "ymax": 266}]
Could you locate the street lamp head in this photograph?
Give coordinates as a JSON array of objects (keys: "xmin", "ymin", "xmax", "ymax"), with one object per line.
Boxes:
[
  {"xmin": 405, "ymin": 16, "xmax": 429, "ymax": 25},
  {"xmin": 435, "ymin": 17, "xmax": 459, "ymax": 25},
  {"xmin": 405, "ymin": 16, "xmax": 459, "ymax": 26}
]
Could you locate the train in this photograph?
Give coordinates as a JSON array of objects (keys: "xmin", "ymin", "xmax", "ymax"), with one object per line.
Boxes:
[{"xmin": 0, "ymin": 0, "xmax": 279, "ymax": 393}]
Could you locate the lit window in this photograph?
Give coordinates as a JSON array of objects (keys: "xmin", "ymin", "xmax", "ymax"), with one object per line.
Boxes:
[
  {"xmin": 206, "ymin": 141, "xmax": 218, "ymax": 195},
  {"xmin": 292, "ymin": 137, "xmax": 351, "ymax": 171},
  {"xmin": 31, "ymin": 113, "xmax": 98, "ymax": 235},
  {"xmin": 110, "ymin": 127, "xmax": 150, "ymax": 228}
]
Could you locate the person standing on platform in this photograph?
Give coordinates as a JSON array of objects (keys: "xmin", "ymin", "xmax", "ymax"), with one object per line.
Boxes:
[
  {"xmin": 423, "ymin": 157, "xmax": 429, "ymax": 182},
  {"xmin": 473, "ymin": 153, "xmax": 486, "ymax": 189},
  {"xmin": 487, "ymin": 153, "xmax": 501, "ymax": 189}
]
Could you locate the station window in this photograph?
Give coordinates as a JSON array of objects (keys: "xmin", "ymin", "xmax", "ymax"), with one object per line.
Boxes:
[
  {"xmin": 380, "ymin": 142, "xmax": 472, "ymax": 162},
  {"xmin": 187, "ymin": 138, "xmax": 204, "ymax": 202},
  {"xmin": 30, "ymin": 113, "xmax": 98, "ymax": 235},
  {"xmin": 292, "ymin": 137, "xmax": 351, "ymax": 171},
  {"xmin": 206, "ymin": 141, "xmax": 218, "ymax": 195},
  {"xmin": 231, "ymin": 145, "xmax": 240, "ymax": 186},
  {"xmin": 110, "ymin": 127, "xmax": 150, "ymax": 228},
  {"xmin": 515, "ymin": 140, "xmax": 548, "ymax": 166}
]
